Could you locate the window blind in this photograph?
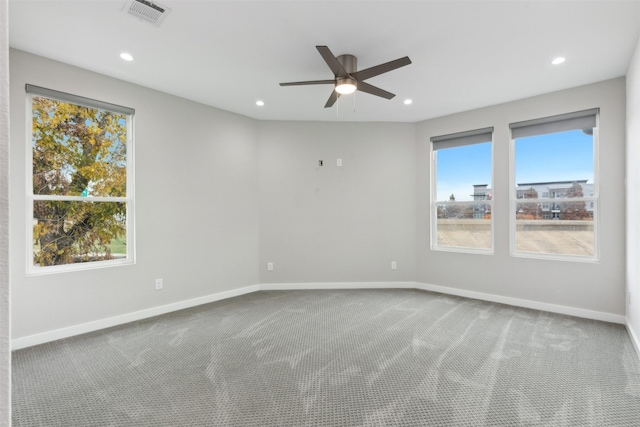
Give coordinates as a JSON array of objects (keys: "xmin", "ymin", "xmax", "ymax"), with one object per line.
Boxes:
[
  {"xmin": 510, "ymin": 108, "xmax": 598, "ymax": 139},
  {"xmin": 26, "ymin": 84, "xmax": 135, "ymax": 116},
  {"xmin": 431, "ymin": 127, "xmax": 493, "ymax": 151}
]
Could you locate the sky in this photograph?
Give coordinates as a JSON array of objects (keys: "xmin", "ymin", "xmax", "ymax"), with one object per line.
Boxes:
[{"xmin": 436, "ymin": 129, "xmax": 594, "ymax": 201}]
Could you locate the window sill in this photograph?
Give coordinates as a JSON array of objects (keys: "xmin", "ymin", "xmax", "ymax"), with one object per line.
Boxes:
[{"xmin": 26, "ymin": 257, "xmax": 135, "ymax": 276}]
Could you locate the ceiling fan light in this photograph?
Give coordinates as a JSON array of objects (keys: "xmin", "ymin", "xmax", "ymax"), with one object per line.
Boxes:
[
  {"xmin": 335, "ymin": 77, "xmax": 357, "ymax": 94},
  {"xmin": 335, "ymin": 83, "xmax": 356, "ymax": 94}
]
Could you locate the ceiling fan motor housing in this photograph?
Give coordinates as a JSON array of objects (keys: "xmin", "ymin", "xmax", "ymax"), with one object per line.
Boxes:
[
  {"xmin": 337, "ymin": 54, "xmax": 357, "ymax": 74},
  {"xmin": 335, "ymin": 54, "xmax": 358, "ymax": 93}
]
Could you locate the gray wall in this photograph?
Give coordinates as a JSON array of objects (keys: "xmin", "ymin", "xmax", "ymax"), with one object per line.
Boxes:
[
  {"xmin": 9, "ymin": 49, "xmax": 629, "ymax": 343},
  {"xmin": 258, "ymin": 121, "xmax": 417, "ymax": 284},
  {"xmin": 1, "ymin": 1, "xmax": 10, "ymax": 425},
  {"xmin": 416, "ymin": 78, "xmax": 627, "ymax": 316},
  {"xmin": 627, "ymin": 38, "xmax": 640, "ymax": 342},
  {"xmin": 10, "ymin": 50, "xmax": 260, "ymax": 339}
]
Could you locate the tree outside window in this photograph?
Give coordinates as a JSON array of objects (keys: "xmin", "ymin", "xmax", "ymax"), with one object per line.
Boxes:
[{"xmin": 28, "ymin": 87, "xmax": 134, "ymax": 271}]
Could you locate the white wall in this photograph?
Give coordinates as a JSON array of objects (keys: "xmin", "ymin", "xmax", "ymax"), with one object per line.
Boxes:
[
  {"xmin": 0, "ymin": 1, "xmax": 11, "ymax": 425},
  {"xmin": 416, "ymin": 78, "xmax": 627, "ymax": 318},
  {"xmin": 258, "ymin": 121, "xmax": 416, "ymax": 284},
  {"xmin": 10, "ymin": 50, "xmax": 260, "ymax": 340},
  {"xmin": 627, "ymin": 38, "xmax": 640, "ymax": 350}
]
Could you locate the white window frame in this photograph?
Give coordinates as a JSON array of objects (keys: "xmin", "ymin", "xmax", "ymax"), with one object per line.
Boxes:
[
  {"xmin": 509, "ymin": 109, "xmax": 599, "ymax": 263},
  {"xmin": 430, "ymin": 127, "xmax": 494, "ymax": 254},
  {"xmin": 26, "ymin": 85, "xmax": 136, "ymax": 275}
]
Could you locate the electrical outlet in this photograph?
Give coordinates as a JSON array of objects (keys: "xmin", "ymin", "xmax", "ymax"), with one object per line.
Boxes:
[
  {"xmin": 337, "ymin": 158, "xmax": 343, "ymax": 167},
  {"xmin": 155, "ymin": 278, "xmax": 163, "ymax": 290},
  {"xmin": 267, "ymin": 262, "xmax": 274, "ymax": 271},
  {"xmin": 391, "ymin": 261, "xmax": 397, "ymax": 270}
]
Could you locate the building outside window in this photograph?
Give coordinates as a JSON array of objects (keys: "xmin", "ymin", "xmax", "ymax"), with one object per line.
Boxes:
[
  {"xmin": 431, "ymin": 127, "xmax": 493, "ymax": 252},
  {"xmin": 509, "ymin": 109, "xmax": 598, "ymax": 260},
  {"xmin": 27, "ymin": 85, "xmax": 135, "ymax": 273}
]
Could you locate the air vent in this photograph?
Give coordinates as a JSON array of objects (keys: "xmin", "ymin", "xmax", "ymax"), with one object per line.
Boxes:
[{"xmin": 124, "ymin": 0, "xmax": 171, "ymax": 27}]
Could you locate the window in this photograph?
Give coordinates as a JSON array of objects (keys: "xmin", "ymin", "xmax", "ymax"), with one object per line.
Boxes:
[
  {"xmin": 27, "ymin": 85, "xmax": 134, "ymax": 273},
  {"xmin": 510, "ymin": 109, "xmax": 598, "ymax": 260},
  {"xmin": 431, "ymin": 127, "xmax": 493, "ymax": 252}
]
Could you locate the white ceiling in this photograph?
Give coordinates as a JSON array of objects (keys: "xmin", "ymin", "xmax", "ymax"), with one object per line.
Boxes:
[{"xmin": 8, "ymin": 0, "xmax": 640, "ymax": 123}]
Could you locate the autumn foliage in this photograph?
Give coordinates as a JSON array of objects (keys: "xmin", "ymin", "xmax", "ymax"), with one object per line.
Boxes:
[{"xmin": 32, "ymin": 96, "xmax": 128, "ymax": 266}]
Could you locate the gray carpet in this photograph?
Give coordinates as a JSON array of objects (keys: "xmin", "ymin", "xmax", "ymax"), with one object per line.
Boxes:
[{"xmin": 11, "ymin": 288, "xmax": 640, "ymax": 426}]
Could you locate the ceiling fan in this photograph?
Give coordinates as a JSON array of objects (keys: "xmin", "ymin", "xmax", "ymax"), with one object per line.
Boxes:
[{"xmin": 280, "ymin": 46, "xmax": 412, "ymax": 108}]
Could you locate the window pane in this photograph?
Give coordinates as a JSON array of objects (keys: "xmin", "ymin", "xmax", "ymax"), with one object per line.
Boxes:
[
  {"xmin": 515, "ymin": 129, "xmax": 593, "ymax": 184},
  {"xmin": 32, "ymin": 96, "xmax": 127, "ymax": 197},
  {"xmin": 515, "ymin": 202, "xmax": 594, "ymax": 256},
  {"xmin": 436, "ymin": 203, "xmax": 491, "ymax": 249},
  {"xmin": 433, "ymin": 140, "xmax": 492, "ymax": 251},
  {"xmin": 435, "ymin": 142, "xmax": 491, "ymax": 202},
  {"xmin": 33, "ymin": 200, "xmax": 127, "ymax": 266},
  {"xmin": 513, "ymin": 126, "xmax": 595, "ymax": 258}
]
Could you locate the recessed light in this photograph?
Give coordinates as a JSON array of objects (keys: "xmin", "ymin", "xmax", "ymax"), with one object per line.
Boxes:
[
  {"xmin": 403, "ymin": 99, "xmax": 413, "ymax": 105},
  {"xmin": 256, "ymin": 100, "xmax": 265, "ymax": 106},
  {"xmin": 120, "ymin": 52, "xmax": 134, "ymax": 61},
  {"xmin": 551, "ymin": 57, "xmax": 566, "ymax": 65}
]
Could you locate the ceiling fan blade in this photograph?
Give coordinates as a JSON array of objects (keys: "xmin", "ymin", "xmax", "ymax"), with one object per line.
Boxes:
[
  {"xmin": 316, "ymin": 45, "xmax": 348, "ymax": 77},
  {"xmin": 356, "ymin": 81, "xmax": 395, "ymax": 99},
  {"xmin": 280, "ymin": 80, "xmax": 335, "ymax": 86},
  {"xmin": 324, "ymin": 90, "xmax": 340, "ymax": 108},
  {"xmin": 351, "ymin": 56, "xmax": 412, "ymax": 81}
]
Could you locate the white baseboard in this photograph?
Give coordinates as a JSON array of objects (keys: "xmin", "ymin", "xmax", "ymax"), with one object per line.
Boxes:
[
  {"xmin": 12, "ymin": 281, "xmax": 626, "ymax": 350},
  {"xmin": 415, "ymin": 282, "xmax": 626, "ymax": 324},
  {"xmin": 11, "ymin": 284, "xmax": 260, "ymax": 350},
  {"xmin": 261, "ymin": 281, "xmax": 624, "ymax": 324},
  {"xmin": 627, "ymin": 321, "xmax": 640, "ymax": 361},
  {"xmin": 259, "ymin": 282, "xmax": 419, "ymax": 291}
]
